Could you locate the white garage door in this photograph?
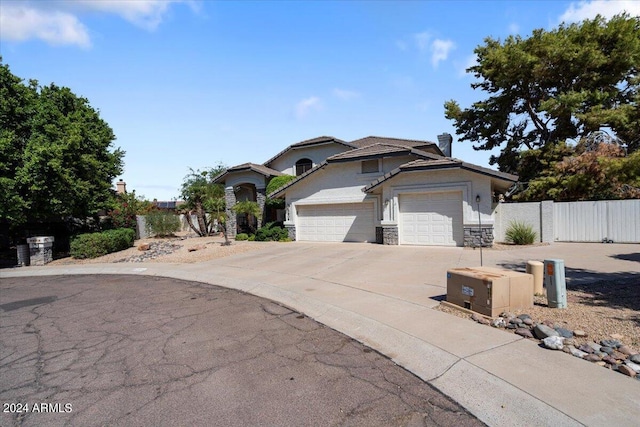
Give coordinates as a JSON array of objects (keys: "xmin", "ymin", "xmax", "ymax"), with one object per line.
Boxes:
[
  {"xmin": 400, "ymin": 192, "xmax": 463, "ymax": 246},
  {"xmin": 297, "ymin": 203, "xmax": 376, "ymax": 242}
]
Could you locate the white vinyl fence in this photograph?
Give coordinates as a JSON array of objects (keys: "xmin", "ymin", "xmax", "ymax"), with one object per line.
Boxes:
[
  {"xmin": 553, "ymin": 200, "xmax": 640, "ymax": 243},
  {"xmin": 493, "ymin": 199, "xmax": 640, "ymax": 243}
]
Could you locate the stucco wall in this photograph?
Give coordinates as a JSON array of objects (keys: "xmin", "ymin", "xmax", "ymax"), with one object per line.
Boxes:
[
  {"xmin": 267, "ymin": 143, "xmax": 351, "ymax": 175},
  {"xmin": 493, "ymin": 201, "xmax": 553, "ymax": 243},
  {"xmin": 224, "ymin": 171, "xmax": 267, "ymax": 189}
]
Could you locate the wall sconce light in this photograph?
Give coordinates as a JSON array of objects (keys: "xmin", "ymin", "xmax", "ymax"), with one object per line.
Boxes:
[
  {"xmin": 384, "ymin": 199, "xmax": 390, "ymax": 206},
  {"xmin": 475, "ymin": 194, "xmax": 481, "ymax": 204}
]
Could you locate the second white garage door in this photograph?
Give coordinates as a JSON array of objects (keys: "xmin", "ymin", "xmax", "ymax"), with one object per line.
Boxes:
[
  {"xmin": 297, "ymin": 203, "xmax": 376, "ymax": 242},
  {"xmin": 400, "ymin": 192, "xmax": 463, "ymax": 246}
]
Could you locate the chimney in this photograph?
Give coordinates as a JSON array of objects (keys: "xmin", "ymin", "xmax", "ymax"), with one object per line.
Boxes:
[
  {"xmin": 437, "ymin": 133, "xmax": 452, "ymax": 157},
  {"xmin": 116, "ymin": 179, "xmax": 127, "ymax": 194}
]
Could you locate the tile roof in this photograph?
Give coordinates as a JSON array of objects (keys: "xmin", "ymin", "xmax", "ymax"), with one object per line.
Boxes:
[
  {"xmin": 350, "ymin": 136, "xmax": 439, "ymax": 150},
  {"xmin": 327, "ymin": 143, "xmax": 444, "ymax": 162},
  {"xmin": 213, "ymin": 163, "xmax": 283, "ymax": 184},
  {"xmin": 363, "ymin": 158, "xmax": 518, "ymax": 193},
  {"xmin": 263, "ymin": 136, "xmax": 353, "ymax": 167}
]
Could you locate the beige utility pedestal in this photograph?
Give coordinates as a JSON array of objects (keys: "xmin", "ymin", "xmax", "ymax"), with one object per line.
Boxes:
[{"xmin": 526, "ymin": 260, "xmax": 544, "ymax": 295}]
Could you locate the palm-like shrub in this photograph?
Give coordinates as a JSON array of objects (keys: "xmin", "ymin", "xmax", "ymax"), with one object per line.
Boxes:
[{"xmin": 505, "ymin": 221, "xmax": 537, "ymax": 245}]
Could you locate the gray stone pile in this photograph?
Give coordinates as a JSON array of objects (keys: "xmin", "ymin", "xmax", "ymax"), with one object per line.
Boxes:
[
  {"xmin": 115, "ymin": 242, "xmax": 182, "ymax": 263},
  {"xmin": 470, "ymin": 312, "xmax": 640, "ymax": 380}
]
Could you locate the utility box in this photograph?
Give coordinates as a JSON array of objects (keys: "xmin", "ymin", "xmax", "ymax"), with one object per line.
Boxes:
[
  {"xmin": 544, "ymin": 259, "xmax": 567, "ymax": 308},
  {"xmin": 446, "ymin": 267, "xmax": 534, "ymax": 317}
]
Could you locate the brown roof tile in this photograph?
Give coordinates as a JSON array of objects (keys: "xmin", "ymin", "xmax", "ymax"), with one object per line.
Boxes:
[
  {"xmin": 327, "ymin": 143, "xmax": 443, "ymax": 162},
  {"xmin": 263, "ymin": 136, "xmax": 353, "ymax": 167},
  {"xmin": 213, "ymin": 163, "xmax": 283, "ymax": 184},
  {"xmin": 350, "ymin": 136, "xmax": 438, "ymax": 150}
]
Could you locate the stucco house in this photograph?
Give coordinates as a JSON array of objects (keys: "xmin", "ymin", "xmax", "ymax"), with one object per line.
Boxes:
[{"xmin": 214, "ymin": 134, "xmax": 517, "ymax": 247}]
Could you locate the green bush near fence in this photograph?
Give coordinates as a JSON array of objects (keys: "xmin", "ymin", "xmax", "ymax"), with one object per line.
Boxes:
[
  {"xmin": 505, "ymin": 221, "xmax": 537, "ymax": 245},
  {"xmin": 70, "ymin": 228, "xmax": 136, "ymax": 259},
  {"xmin": 145, "ymin": 210, "xmax": 180, "ymax": 237}
]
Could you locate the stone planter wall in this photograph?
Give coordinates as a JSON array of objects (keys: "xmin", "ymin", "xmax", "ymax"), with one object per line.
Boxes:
[{"xmin": 464, "ymin": 225, "xmax": 494, "ymax": 247}]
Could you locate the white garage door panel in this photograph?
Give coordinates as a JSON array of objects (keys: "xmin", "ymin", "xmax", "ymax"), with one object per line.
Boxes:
[
  {"xmin": 400, "ymin": 192, "xmax": 463, "ymax": 246},
  {"xmin": 297, "ymin": 203, "xmax": 375, "ymax": 242}
]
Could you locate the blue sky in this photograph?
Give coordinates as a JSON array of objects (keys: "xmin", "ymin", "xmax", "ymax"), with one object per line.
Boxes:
[{"xmin": 1, "ymin": 0, "xmax": 638, "ymax": 201}]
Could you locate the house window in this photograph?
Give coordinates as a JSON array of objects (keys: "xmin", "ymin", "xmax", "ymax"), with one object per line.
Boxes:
[
  {"xmin": 361, "ymin": 159, "xmax": 379, "ymax": 174},
  {"xmin": 295, "ymin": 158, "xmax": 313, "ymax": 176}
]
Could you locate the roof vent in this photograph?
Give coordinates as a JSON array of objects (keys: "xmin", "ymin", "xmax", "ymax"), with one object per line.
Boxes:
[{"xmin": 437, "ymin": 133, "xmax": 453, "ymax": 157}]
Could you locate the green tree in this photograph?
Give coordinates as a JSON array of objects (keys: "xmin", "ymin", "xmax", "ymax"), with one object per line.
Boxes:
[
  {"xmin": 445, "ymin": 14, "xmax": 640, "ymax": 174},
  {"xmin": 108, "ymin": 190, "xmax": 153, "ymax": 230},
  {"xmin": 0, "ymin": 60, "xmax": 124, "ymax": 229},
  {"xmin": 517, "ymin": 141, "xmax": 640, "ymax": 201},
  {"xmin": 179, "ymin": 165, "xmax": 226, "ymax": 237}
]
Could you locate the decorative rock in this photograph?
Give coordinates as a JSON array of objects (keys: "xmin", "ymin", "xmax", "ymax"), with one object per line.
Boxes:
[
  {"xmin": 510, "ymin": 317, "xmax": 523, "ymax": 325},
  {"xmin": 517, "ymin": 314, "xmax": 531, "ymax": 321},
  {"xmin": 573, "ymin": 330, "xmax": 587, "ymax": 337},
  {"xmin": 630, "ymin": 354, "xmax": 640, "ymax": 364},
  {"xmin": 515, "ymin": 328, "xmax": 534, "ymax": 338},
  {"xmin": 587, "ymin": 342, "xmax": 602, "ymax": 352},
  {"xmin": 523, "ymin": 318, "xmax": 534, "ymax": 326},
  {"xmin": 600, "ymin": 346, "xmax": 614, "ymax": 355},
  {"xmin": 600, "ymin": 339, "xmax": 621, "ymax": 349},
  {"xmin": 491, "ymin": 318, "xmax": 506, "ymax": 328},
  {"xmin": 625, "ymin": 361, "xmax": 640, "ymax": 374},
  {"xmin": 583, "ymin": 354, "xmax": 601, "ymax": 362},
  {"xmin": 562, "ymin": 346, "xmax": 572, "ymax": 354},
  {"xmin": 188, "ymin": 244, "xmax": 206, "ymax": 252},
  {"xmin": 506, "ymin": 323, "xmax": 518, "ymax": 330},
  {"xmin": 500, "ymin": 311, "xmax": 513, "ymax": 318},
  {"xmin": 555, "ymin": 327, "xmax": 573, "ymax": 338},
  {"xmin": 618, "ymin": 346, "xmax": 635, "ymax": 356},
  {"xmin": 595, "ymin": 351, "xmax": 608, "ymax": 358},
  {"xmin": 543, "ymin": 320, "xmax": 555, "ymax": 328},
  {"xmin": 596, "ymin": 361, "xmax": 607, "ymax": 367},
  {"xmin": 542, "ymin": 336, "xmax": 564, "ymax": 350},
  {"xmin": 611, "ymin": 350, "xmax": 627, "ymax": 361},
  {"xmin": 138, "ymin": 243, "xmax": 151, "ymax": 251},
  {"xmin": 563, "ymin": 338, "xmax": 576, "ymax": 347},
  {"xmin": 570, "ymin": 347, "xmax": 588, "ymax": 358},
  {"xmin": 618, "ymin": 365, "xmax": 637, "ymax": 377},
  {"xmin": 603, "ymin": 355, "xmax": 619, "ymax": 365},
  {"xmin": 578, "ymin": 344, "xmax": 594, "ymax": 354},
  {"xmin": 534, "ymin": 324, "xmax": 560, "ymax": 340}
]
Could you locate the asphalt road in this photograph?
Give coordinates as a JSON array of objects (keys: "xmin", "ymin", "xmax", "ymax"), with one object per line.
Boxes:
[{"xmin": 0, "ymin": 275, "xmax": 483, "ymax": 427}]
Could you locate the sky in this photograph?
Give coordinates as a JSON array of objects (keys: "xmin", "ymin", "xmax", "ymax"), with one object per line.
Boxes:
[{"xmin": 1, "ymin": 0, "xmax": 639, "ymax": 201}]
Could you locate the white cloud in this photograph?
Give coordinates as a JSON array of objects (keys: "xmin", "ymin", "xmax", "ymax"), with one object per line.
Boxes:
[
  {"xmin": 0, "ymin": 3, "xmax": 91, "ymax": 48},
  {"xmin": 332, "ymin": 88, "xmax": 360, "ymax": 101},
  {"xmin": 414, "ymin": 31, "xmax": 431, "ymax": 52},
  {"xmin": 411, "ymin": 31, "xmax": 455, "ymax": 68},
  {"xmin": 0, "ymin": 0, "xmax": 194, "ymax": 47},
  {"xmin": 295, "ymin": 97, "xmax": 322, "ymax": 119},
  {"xmin": 431, "ymin": 38, "xmax": 455, "ymax": 68},
  {"xmin": 560, "ymin": 0, "xmax": 640, "ymax": 23},
  {"xmin": 76, "ymin": 0, "xmax": 188, "ymax": 31}
]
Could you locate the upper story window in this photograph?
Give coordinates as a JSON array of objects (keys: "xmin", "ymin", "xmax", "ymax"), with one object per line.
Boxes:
[
  {"xmin": 361, "ymin": 159, "xmax": 379, "ymax": 174},
  {"xmin": 295, "ymin": 158, "xmax": 313, "ymax": 176}
]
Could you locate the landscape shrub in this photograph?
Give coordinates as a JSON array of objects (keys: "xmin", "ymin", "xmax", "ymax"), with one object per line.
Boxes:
[
  {"xmin": 70, "ymin": 228, "xmax": 135, "ymax": 259},
  {"xmin": 235, "ymin": 233, "xmax": 249, "ymax": 241},
  {"xmin": 254, "ymin": 222, "xmax": 289, "ymax": 242},
  {"xmin": 145, "ymin": 210, "xmax": 180, "ymax": 237},
  {"xmin": 505, "ymin": 221, "xmax": 537, "ymax": 245}
]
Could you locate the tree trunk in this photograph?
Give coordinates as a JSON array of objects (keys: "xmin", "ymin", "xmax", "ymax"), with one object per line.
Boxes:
[
  {"xmin": 195, "ymin": 202, "xmax": 208, "ymax": 236},
  {"xmin": 184, "ymin": 211, "xmax": 204, "ymax": 237}
]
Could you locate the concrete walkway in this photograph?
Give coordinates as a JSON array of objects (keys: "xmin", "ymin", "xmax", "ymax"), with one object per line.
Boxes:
[{"xmin": 3, "ymin": 242, "xmax": 639, "ymax": 426}]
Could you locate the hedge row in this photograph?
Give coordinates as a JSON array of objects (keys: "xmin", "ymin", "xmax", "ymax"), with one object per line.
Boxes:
[{"xmin": 70, "ymin": 228, "xmax": 136, "ymax": 259}]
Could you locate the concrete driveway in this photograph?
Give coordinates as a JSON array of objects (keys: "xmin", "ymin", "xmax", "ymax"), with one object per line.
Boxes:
[{"xmin": 0, "ymin": 274, "xmax": 482, "ymax": 427}]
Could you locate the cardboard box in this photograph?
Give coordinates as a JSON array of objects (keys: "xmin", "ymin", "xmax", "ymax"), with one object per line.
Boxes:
[{"xmin": 446, "ymin": 267, "xmax": 533, "ymax": 317}]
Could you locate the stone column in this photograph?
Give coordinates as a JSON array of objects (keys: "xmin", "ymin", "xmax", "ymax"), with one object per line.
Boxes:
[
  {"xmin": 382, "ymin": 226, "xmax": 399, "ymax": 245},
  {"xmin": 27, "ymin": 236, "xmax": 54, "ymax": 266},
  {"xmin": 225, "ymin": 187, "xmax": 237, "ymax": 239},
  {"xmin": 256, "ymin": 187, "xmax": 267, "ymax": 228},
  {"xmin": 463, "ymin": 225, "xmax": 494, "ymax": 247}
]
